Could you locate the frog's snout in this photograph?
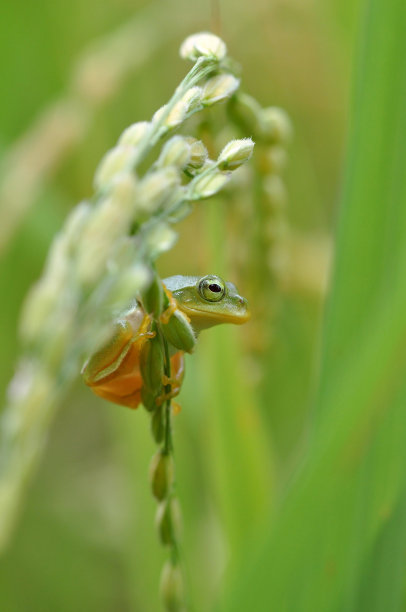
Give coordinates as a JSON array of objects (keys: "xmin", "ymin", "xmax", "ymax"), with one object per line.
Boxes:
[{"xmin": 237, "ymin": 296, "xmax": 251, "ymax": 323}]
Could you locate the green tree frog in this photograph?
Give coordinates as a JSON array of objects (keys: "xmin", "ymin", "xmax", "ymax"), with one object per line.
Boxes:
[{"xmin": 83, "ymin": 274, "xmax": 250, "ymax": 409}]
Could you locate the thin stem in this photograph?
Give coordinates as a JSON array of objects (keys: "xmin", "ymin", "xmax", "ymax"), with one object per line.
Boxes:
[
  {"xmin": 158, "ymin": 325, "xmax": 173, "ymax": 456},
  {"xmin": 211, "ymin": 0, "xmax": 222, "ymax": 36},
  {"xmin": 164, "ymin": 399, "xmax": 172, "ymax": 456},
  {"xmin": 153, "ymin": 323, "xmax": 186, "ymax": 606}
]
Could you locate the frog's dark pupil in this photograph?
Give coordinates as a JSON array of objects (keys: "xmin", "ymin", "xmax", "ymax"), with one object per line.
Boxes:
[{"xmin": 209, "ymin": 283, "xmax": 222, "ymax": 293}]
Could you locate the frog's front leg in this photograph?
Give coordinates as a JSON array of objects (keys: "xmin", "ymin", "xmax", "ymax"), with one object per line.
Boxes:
[{"xmin": 159, "ymin": 285, "xmax": 179, "ymax": 324}]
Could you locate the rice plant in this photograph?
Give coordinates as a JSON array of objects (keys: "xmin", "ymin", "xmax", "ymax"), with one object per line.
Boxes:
[{"xmin": 0, "ymin": 0, "xmax": 405, "ymax": 610}]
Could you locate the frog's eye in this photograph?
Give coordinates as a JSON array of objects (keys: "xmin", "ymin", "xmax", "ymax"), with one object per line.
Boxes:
[{"xmin": 198, "ymin": 275, "xmax": 226, "ymax": 302}]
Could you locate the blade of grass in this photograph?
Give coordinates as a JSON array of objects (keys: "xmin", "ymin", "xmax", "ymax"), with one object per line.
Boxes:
[
  {"xmin": 221, "ymin": 0, "xmax": 406, "ymax": 609},
  {"xmin": 317, "ymin": 0, "xmax": 406, "ymax": 402}
]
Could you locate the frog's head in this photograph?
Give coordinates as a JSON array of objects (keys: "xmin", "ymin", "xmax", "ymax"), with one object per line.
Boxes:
[{"xmin": 164, "ymin": 274, "xmax": 250, "ymax": 332}]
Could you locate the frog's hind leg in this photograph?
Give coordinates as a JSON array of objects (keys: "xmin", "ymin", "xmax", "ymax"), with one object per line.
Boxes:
[
  {"xmin": 90, "ymin": 383, "xmax": 143, "ymax": 409},
  {"xmin": 84, "ymin": 313, "xmax": 154, "ymax": 410},
  {"xmin": 87, "ymin": 360, "xmax": 144, "ymax": 409},
  {"xmin": 85, "ymin": 334, "xmax": 146, "ymax": 409}
]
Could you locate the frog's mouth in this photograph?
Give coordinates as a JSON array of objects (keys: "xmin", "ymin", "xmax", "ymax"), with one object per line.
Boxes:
[{"xmin": 178, "ymin": 302, "xmax": 251, "ymax": 327}]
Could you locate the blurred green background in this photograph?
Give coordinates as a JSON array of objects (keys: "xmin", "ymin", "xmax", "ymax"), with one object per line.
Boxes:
[{"xmin": 2, "ymin": 0, "xmax": 405, "ymax": 610}]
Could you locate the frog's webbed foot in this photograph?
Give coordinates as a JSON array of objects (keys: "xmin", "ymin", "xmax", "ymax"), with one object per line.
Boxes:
[
  {"xmin": 156, "ymin": 374, "xmax": 182, "ymax": 406},
  {"xmin": 136, "ymin": 313, "xmax": 156, "ymax": 340},
  {"xmin": 162, "ymin": 373, "xmax": 179, "ymax": 387},
  {"xmin": 155, "ymin": 352, "xmax": 185, "ymax": 406}
]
